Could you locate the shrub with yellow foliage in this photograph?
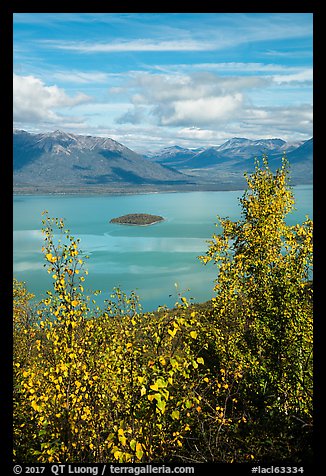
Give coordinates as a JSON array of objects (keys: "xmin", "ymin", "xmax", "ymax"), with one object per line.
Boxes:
[{"xmin": 13, "ymin": 157, "xmax": 313, "ymax": 463}]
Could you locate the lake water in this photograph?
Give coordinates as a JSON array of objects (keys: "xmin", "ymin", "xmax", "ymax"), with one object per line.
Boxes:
[{"xmin": 13, "ymin": 185, "xmax": 313, "ymax": 312}]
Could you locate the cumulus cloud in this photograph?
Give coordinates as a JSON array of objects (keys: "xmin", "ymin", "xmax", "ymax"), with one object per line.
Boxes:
[
  {"xmin": 176, "ymin": 127, "xmax": 222, "ymax": 142},
  {"xmin": 114, "ymin": 72, "xmax": 267, "ymax": 127},
  {"xmin": 158, "ymin": 94, "xmax": 244, "ymax": 126},
  {"xmin": 13, "ymin": 73, "xmax": 91, "ymax": 124},
  {"xmin": 111, "ymin": 69, "xmax": 313, "ymax": 141}
]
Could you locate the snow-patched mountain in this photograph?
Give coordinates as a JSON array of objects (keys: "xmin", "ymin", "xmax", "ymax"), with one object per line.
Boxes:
[
  {"xmin": 13, "ymin": 130, "xmax": 190, "ymax": 192},
  {"xmin": 152, "ymin": 138, "xmax": 292, "ymax": 168},
  {"xmin": 216, "ymin": 137, "xmax": 286, "ymax": 156},
  {"xmin": 146, "ymin": 145, "xmax": 205, "ymax": 167},
  {"xmin": 151, "ymin": 136, "xmax": 312, "ymax": 178},
  {"xmin": 13, "ymin": 131, "xmax": 313, "ymax": 192}
]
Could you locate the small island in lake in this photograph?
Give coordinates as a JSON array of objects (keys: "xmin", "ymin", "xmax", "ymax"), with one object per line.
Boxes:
[{"xmin": 110, "ymin": 213, "xmax": 165, "ymax": 226}]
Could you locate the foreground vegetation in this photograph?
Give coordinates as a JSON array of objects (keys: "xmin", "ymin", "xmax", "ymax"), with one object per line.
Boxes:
[{"xmin": 13, "ymin": 158, "xmax": 313, "ymax": 463}]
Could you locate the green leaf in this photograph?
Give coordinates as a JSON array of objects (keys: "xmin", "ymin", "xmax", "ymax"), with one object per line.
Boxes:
[
  {"xmin": 171, "ymin": 410, "xmax": 180, "ymax": 420},
  {"xmin": 156, "ymin": 399, "xmax": 166, "ymax": 413},
  {"xmin": 130, "ymin": 439, "xmax": 136, "ymax": 451},
  {"xmin": 156, "ymin": 378, "xmax": 167, "ymax": 388}
]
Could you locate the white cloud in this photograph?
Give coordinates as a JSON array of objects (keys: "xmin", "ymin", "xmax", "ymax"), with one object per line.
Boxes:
[
  {"xmin": 160, "ymin": 94, "xmax": 244, "ymax": 126},
  {"xmin": 39, "ymin": 14, "xmax": 312, "ymax": 56},
  {"xmin": 13, "ymin": 73, "xmax": 91, "ymax": 124},
  {"xmin": 230, "ymin": 104, "xmax": 313, "ymax": 139},
  {"xmin": 42, "ymin": 38, "xmax": 213, "ymax": 53},
  {"xmin": 114, "ymin": 72, "xmax": 261, "ymax": 127},
  {"xmin": 110, "ymin": 70, "xmax": 313, "ymax": 140},
  {"xmin": 176, "ymin": 127, "xmax": 222, "ymax": 142},
  {"xmin": 151, "ymin": 61, "xmax": 309, "ymax": 75},
  {"xmin": 272, "ymin": 68, "xmax": 313, "ymax": 84},
  {"xmin": 53, "ymin": 70, "xmax": 110, "ymax": 84}
]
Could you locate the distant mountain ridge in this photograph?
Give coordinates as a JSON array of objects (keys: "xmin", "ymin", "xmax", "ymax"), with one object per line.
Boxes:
[
  {"xmin": 149, "ymin": 137, "xmax": 306, "ymax": 168},
  {"xmin": 13, "ymin": 130, "xmax": 192, "ymax": 193},
  {"xmin": 147, "ymin": 136, "xmax": 312, "ymax": 186},
  {"xmin": 13, "ymin": 130, "xmax": 313, "ymax": 193}
]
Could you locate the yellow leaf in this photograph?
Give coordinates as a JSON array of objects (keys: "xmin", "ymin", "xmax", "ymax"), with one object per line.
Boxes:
[
  {"xmin": 190, "ymin": 331, "xmax": 197, "ymax": 339},
  {"xmin": 31, "ymin": 401, "xmax": 41, "ymax": 412},
  {"xmin": 114, "ymin": 450, "xmax": 121, "ymax": 460},
  {"xmin": 135, "ymin": 442, "xmax": 143, "ymax": 460},
  {"xmin": 140, "ymin": 386, "xmax": 146, "ymax": 396},
  {"xmin": 159, "ymin": 356, "xmax": 166, "ymax": 366}
]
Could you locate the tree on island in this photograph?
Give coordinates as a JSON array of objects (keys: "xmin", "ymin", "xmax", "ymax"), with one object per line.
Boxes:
[{"xmin": 110, "ymin": 213, "xmax": 164, "ymax": 226}]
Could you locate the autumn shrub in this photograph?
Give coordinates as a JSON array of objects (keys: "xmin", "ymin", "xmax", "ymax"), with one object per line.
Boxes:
[
  {"xmin": 197, "ymin": 157, "xmax": 313, "ymax": 462},
  {"xmin": 13, "ymin": 157, "xmax": 313, "ymax": 463},
  {"xmin": 13, "ymin": 214, "xmax": 211, "ymax": 462}
]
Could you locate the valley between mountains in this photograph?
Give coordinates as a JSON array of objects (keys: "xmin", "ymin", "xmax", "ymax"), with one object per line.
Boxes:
[{"xmin": 13, "ymin": 130, "xmax": 313, "ymax": 194}]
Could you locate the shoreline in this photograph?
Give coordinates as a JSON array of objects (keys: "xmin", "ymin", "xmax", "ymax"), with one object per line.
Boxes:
[
  {"xmin": 12, "ymin": 182, "xmax": 249, "ymax": 197},
  {"xmin": 110, "ymin": 220, "xmax": 165, "ymax": 227},
  {"xmin": 13, "ymin": 182, "xmax": 312, "ymax": 199},
  {"xmin": 13, "ymin": 180, "xmax": 313, "ymax": 197}
]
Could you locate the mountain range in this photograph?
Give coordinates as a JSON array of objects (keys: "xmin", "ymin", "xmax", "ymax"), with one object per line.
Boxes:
[
  {"xmin": 147, "ymin": 137, "xmax": 310, "ymax": 168},
  {"xmin": 13, "ymin": 130, "xmax": 313, "ymax": 193},
  {"xmin": 13, "ymin": 130, "xmax": 191, "ymax": 193}
]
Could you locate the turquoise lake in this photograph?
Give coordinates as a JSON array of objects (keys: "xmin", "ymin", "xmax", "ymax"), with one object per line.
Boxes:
[{"xmin": 13, "ymin": 185, "xmax": 313, "ymax": 312}]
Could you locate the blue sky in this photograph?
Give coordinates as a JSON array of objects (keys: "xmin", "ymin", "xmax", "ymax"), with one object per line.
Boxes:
[{"xmin": 13, "ymin": 13, "xmax": 313, "ymax": 152}]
